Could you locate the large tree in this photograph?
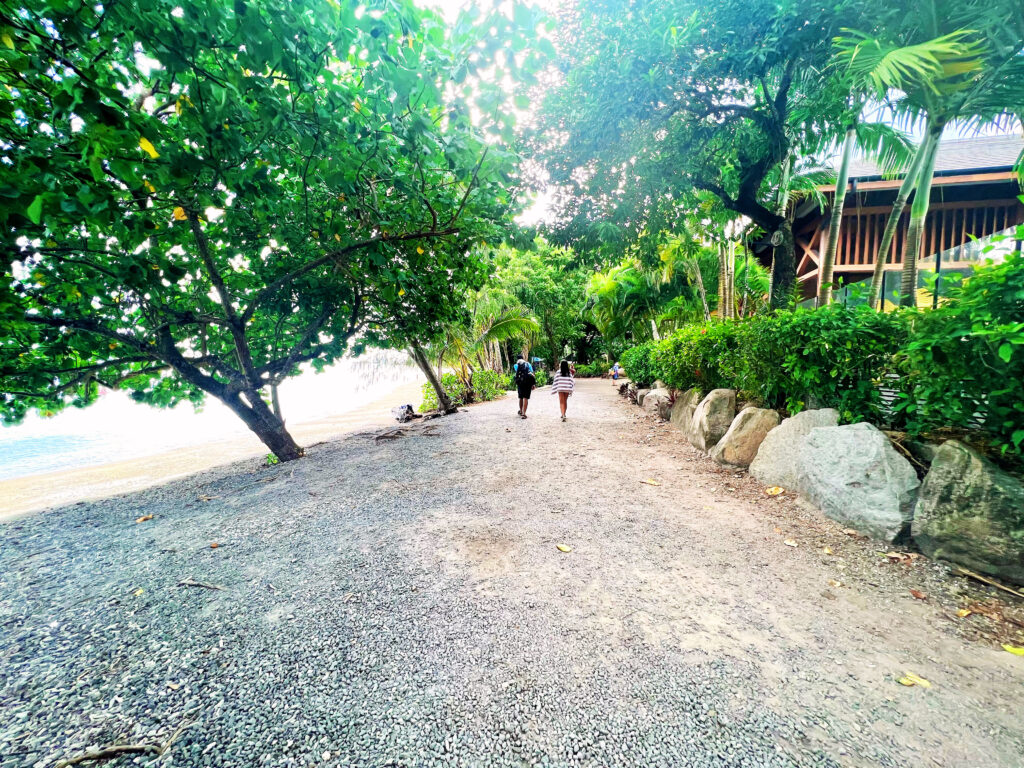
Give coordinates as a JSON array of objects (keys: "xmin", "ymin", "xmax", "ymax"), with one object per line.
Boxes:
[
  {"xmin": 0, "ymin": 0, "xmax": 540, "ymax": 459},
  {"xmin": 530, "ymin": 0, "xmax": 876, "ymax": 308}
]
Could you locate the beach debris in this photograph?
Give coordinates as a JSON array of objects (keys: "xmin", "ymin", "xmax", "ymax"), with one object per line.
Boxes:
[
  {"xmin": 135, "ymin": 514, "xmax": 154, "ymax": 523},
  {"xmin": 209, "ymin": 542, "xmax": 219, "ymax": 549},
  {"xmin": 909, "ymin": 589, "xmax": 928, "ymax": 600},
  {"xmin": 355, "ymin": 424, "xmax": 442, "ymax": 442},
  {"xmin": 1002, "ymin": 644, "xmax": 1024, "ymax": 656},
  {"xmin": 178, "ymin": 578, "xmax": 224, "ymax": 591},
  {"xmin": 132, "ymin": 588, "xmax": 144, "ymax": 596},
  {"xmin": 828, "ymin": 579, "xmax": 843, "ymax": 588},
  {"xmin": 197, "ymin": 494, "xmax": 218, "ymax": 502},
  {"xmin": 639, "ymin": 479, "xmax": 661, "ymax": 486},
  {"xmin": 783, "ymin": 539, "xmax": 797, "ymax": 547},
  {"xmin": 842, "ymin": 528, "xmax": 860, "ymax": 537},
  {"xmin": 556, "ymin": 544, "xmax": 572, "ymax": 553},
  {"xmin": 823, "ymin": 546, "xmax": 834, "ymax": 555},
  {"xmin": 897, "ymin": 672, "xmax": 931, "ymax": 688},
  {"xmin": 167, "ymin": 682, "xmax": 181, "ymax": 691},
  {"xmin": 884, "ymin": 551, "xmax": 919, "ymax": 565},
  {"xmin": 956, "ymin": 608, "xmax": 973, "ymax": 618},
  {"xmin": 951, "ymin": 567, "xmax": 1024, "ymax": 599},
  {"xmin": 53, "ymin": 716, "xmax": 194, "ymax": 768},
  {"xmin": 765, "ymin": 486, "xmax": 785, "ymax": 496}
]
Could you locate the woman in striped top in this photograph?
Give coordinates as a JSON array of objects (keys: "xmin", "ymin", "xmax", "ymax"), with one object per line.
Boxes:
[{"xmin": 550, "ymin": 359, "xmax": 575, "ymax": 422}]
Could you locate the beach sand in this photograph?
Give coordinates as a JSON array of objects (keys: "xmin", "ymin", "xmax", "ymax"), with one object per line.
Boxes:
[{"xmin": 0, "ymin": 378, "xmax": 426, "ymax": 521}]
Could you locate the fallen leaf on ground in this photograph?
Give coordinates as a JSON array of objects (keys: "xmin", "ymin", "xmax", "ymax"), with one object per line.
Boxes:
[
  {"xmin": 132, "ymin": 588, "xmax": 144, "ymax": 596},
  {"xmin": 909, "ymin": 589, "xmax": 928, "ymax": 600},
  {"xmin": 556, "ymin": 544, "xmax": 572, "ymax": 553},
  {"xmin": 167, "ymin": 682, "xmax": 180, "ymax": 690},
  {"xmin": 1002, "ymin": 644, "xmax": 1024, "ymax": 656},
  {"xmin": 956, "ymin": 608, "xmax": 973, "ymax": 618},
  {"xmin": 823, "ymin": 546, "xmax": 834, "ymax": 555},
  {"xmin": 765, "ymin": 486, "xmax": 785, "ymax": 496},
  {"xmin": 639, "ymin": 479, "xmax": 661, "ymax": 486},
  {"xmin": 135, "ymin": 514, "xmax": 153, "ymax": 523},
  {"xmin": 783, "ymin": 539, "xmax": 797, "ymax": 547},
  {"xmin": 198, "ymin": 495, "xmax": 218, "ymax": 502},
  {"xmin": 828, "ymin": 579, "xmax": 843, "ymax": 588},
  {"xmin": 210, "ymin": 542, "xmax": 219, "ymax": 549},
  {"xmin": 885, "ymin": 551, "xmax": 915, "ymax": 565},
  {"xmin": 842, "ymin": 528, "xmax": 859, "ymax": 536},
  {"xmin": 897, "ymin": 672, "xmax": 931, "ymax": 688}
]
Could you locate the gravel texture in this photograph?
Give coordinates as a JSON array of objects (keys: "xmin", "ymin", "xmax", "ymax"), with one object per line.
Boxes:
[{"xmin": 2, "ymin": 379, "xmax": 1023, "ymax": 768}]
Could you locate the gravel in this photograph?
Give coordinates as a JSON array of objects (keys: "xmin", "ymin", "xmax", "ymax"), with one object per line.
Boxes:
[{"xmin": 2, "ymin": 380, "xmax": 1023, "ymax": 768}]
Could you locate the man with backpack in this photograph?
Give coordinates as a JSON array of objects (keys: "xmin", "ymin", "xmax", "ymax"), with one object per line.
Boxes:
[{"xmin": 514, "ymin": 357, "xmax": 536, "ymax": 419}]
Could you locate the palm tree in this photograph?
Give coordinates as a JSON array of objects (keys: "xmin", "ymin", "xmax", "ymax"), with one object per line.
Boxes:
[{"xmin": 835, "ymin": 5, "xmax": 1024, "ymax": 307}]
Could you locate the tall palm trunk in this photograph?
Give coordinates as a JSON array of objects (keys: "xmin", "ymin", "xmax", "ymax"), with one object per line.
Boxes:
[
  {"xmin": 690, "ymin": 255, "xmax": 711, "ymax": 321},
  {"xmin": 818, "ymin": 125, "xmax": 856, "ymax": 306},
  {"xmin": 868, "ymin": 130, "xmax": 934, "ymax": 310},
  {"xmin": 899, "ymin": 126, "xmax": 943, "ymax": 307},
  {"xmin": 717, "ymin": 243, "xmax": 728, "ymax": 319}
]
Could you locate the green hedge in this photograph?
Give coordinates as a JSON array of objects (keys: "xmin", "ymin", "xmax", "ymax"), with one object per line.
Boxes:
[
  {"xmin": 621, "ymin": 342, "xmax": 658, "ymax": 387},
  {"xmin": 619, "ymin": 256, "xmax": 1024, "ymax": 464},
  {"xmin": 575, "ymin": 362, "xmax": 605, "ymax": 378},
  {"xmin": 421, "ymin": 370, "xmax": 512, "ymax": 411}
]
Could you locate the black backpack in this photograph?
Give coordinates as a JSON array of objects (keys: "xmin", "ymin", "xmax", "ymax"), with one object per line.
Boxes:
[{"xmin": 515, "ymin": 362, "xmax": 531, "ymax": 384}]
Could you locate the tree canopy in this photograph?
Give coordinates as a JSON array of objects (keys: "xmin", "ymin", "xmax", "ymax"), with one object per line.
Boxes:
[{"xmin": 1, "ymin": 0, "xmax": 542, "ymax": 458}]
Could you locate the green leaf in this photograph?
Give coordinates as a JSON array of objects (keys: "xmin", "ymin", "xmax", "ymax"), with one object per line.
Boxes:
[{"xmin": 26, "ymin": 195, "xmax": 43, "ymax": 225}]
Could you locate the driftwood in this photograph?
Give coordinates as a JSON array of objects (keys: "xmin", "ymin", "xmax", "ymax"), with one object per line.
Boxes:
[
  {"xmin": 952, "ymin": 567, "xmax": 1024, "ymax": 600},
  {"xmin": 177, "ymin": 578, "xmax": 225, "ymax": 591},
  {"xmin": 54, "ymin": 718, "xmax": 193, "ymax": 767},
  {"xmin": 353, "ymin": 424, "xmax": 442, "ymax": 442}
]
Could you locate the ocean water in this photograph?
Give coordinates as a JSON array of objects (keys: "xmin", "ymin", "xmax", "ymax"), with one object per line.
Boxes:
[{"xmin": 0, "ymin": 349, "xmax": 421, "ymax": 482}]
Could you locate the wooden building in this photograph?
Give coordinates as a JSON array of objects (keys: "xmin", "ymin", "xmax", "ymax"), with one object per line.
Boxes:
[{"xmin": 792, "ymin": 134, "xmax": 1024, "ymax": 305}]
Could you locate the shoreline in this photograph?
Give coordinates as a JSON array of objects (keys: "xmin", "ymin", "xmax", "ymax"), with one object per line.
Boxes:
[{"xmin": 0, "ymin": 378, "xmax": 426, "ymax": 521}]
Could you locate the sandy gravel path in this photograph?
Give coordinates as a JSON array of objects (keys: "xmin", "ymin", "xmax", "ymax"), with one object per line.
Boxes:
[{"xmin": 1, "ymin": 379, "xmax": 1022, "ymax": 768}]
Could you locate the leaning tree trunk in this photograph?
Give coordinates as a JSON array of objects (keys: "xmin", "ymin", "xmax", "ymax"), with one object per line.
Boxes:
[
  {"xmin": 222, "ymin": 391, "xmax": 304, "ymax": 461},
  {"xmin": 868, "ymin": 130, "xmax": 932, "ymax": 310},
  {"xmin": 899, "ymin": 127, "xmax": 942, "ymax": 307},
  {"xmin": 410, "ymin": 340, "xmax": 456, "ymax": 414},
  {"xmin": 818, "ymin": 125, "xmax": 856, "ymax": 307},
  {"xmin": 690, "ymin": 255, "xmax": 711, "ymax": 322}
]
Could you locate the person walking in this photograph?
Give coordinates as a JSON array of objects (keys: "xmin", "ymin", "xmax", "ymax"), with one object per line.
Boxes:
[
  {"xmin": 514, "ymin": 358, "xmax": 536, "ymax": 419},
  {"xmin": 551, "ymin": 359, "xmax": 575, "ymax": 422}
]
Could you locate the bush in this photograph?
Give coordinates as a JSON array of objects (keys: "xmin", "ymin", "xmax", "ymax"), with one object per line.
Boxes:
[
  {"xmin": 734, "ymin": 306, "xmax": 908, "ymax": 423},
  {"xmin": 574, "ymin": 362, "xmax": 605, "ymax": 377},
  {"xmin": 896, "ymin": 252, "xmax": 1024, "ymax": 463},
  {"xmin": 471, "ymin": 369, "xmax": 512, "ymax": 401},
  {"xmin": 652, "ymin": 323, "xmax": 740, "ymax": 392},
  {"xmin": 534, "ymin": 369, "xmax": 550, "ymax": 387},
  {"xmin": 421, "ymin": 372, "xmax": 469, "ymax": 411},
  {"xmin": 621, "ymin": 341, "xmax": 659, "ymax": 387}
]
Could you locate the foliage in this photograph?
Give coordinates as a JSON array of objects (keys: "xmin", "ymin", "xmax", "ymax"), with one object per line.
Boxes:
[
  {"xmin": 652, "ymin": 324, "xmax": 742, "ymax": 393},
  {"xmin": 620, "ymin": 342, "xmax": 659, "ymax": 388},
  {"xmin": 534, "ymin": 369, "xmax": 550, "ymax": 387},
  {"xmin": 421, "ymin": 373, "xmax": 470, "ymax": 412},
  {"xmin": 0, "ymin": 0, "xmax": 541, "ymax": 459},
  {"xmin": 732, "ymin": 307, "xmax": 908, "ymax": 423},
  {"xmin": 574, "ymin": 362, "xmax": 606, "ymax": 378},
  {"xmin": 470, "ymin": 370, "xmax": 513, "ymax": 402},
  {"xmin": 895, "ymin": 247, "xmax": 1024, "ymax": 463}
]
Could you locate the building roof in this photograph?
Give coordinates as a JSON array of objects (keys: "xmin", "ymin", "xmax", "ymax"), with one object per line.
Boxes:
[{"xmin": 847, "ymin": 133, "xmax": 1024, "ymax": 179}]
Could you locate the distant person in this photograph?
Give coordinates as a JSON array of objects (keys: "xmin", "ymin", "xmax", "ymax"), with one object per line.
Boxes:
[
  {"xmin": 514, "ymin": 358, "xmax": 536, "ymax": 419},
  {"xmin": 612, "ymin": 362, "xmax": 621, "ymax": 380},
  {"xmin": 551, "ymin": 360, "xmax": 575, "ymax": 422}
]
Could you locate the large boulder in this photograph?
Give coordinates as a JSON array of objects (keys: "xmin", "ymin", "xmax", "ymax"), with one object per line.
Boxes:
[
  {"xmin": 685, "ymin": 389, "xmax": 736, "ymax": 451},
  {"xmin": 912, "ymin": 441, "xmax": 1024, "ymax": 586},
  {"xmin": 749, "ymin": 408, "xmax": 839, "ymax": 489},
  {"xmin": 710, "ymin": 407, "xmax": 781, "ymax": 468},
  {"xmin": 640, "ymin": 387, "xmax": 671, "ymax": 415},
  {"xmin": 670, "ymin": 388, "xmax": 703, "ymax": 430},
  {"xmin": 796, "ymin": 423, "xmax": 920, "ymax": 543},
  {"xmin": 636, "ymin": 388, "xmax": 651, "ymax": 407}
]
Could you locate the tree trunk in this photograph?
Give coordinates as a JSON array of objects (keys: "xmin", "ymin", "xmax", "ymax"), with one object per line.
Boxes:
[
  {"xmin": 223, "ymin": 391, "xmax": 304, "ymax": 461},
  {"xmin": 270, "ymin": 383, "xmax": 284, "ymax": 424},
  {"xmin": 818, "ymin": 125, "xmax": 856, "ymax": 307},
  {"xmin": 717, "ymin": 243, "xmax": 727, "ymax": 319},
  {"xmin": 769, "ymin": 219, "xmax": 796, "ymax": 310},
  {"xmin": 868, "ymin": 129, "xmax": 933, "ymax": 310},
  {"xmin": 410, "ymin": 340, "xmax": 455, "ymax": 413},
  {"xmin": 900, "ymin": 127, "xmax": 942, "ymax": 307},
  {"xmin": 690, "ymin": 255, "xmax": 711, "ymax": 322}
]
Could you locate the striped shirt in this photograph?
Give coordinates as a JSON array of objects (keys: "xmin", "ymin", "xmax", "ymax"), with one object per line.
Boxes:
[{"xmin": 550, "ymin": 374, "xmax": 575, "ymax": 394}]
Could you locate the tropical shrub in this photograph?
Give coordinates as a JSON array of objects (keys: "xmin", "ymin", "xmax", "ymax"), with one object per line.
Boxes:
[
  {"xmin": 534, "ymin": 369, "xmax": 550, "ymax": 387},
  {"xmin": 652, "ymin": 323, "xmax": 741, "ymax": 392},
  {"xmin": 621, "ymin": 342, "xmax": 659, "ymax": 387},
  {"xmin": 575, "ymin": 362, "xmax": 606, "ymax": 378},
  {"xmin": 895, "ymin": 251, "xmax": 1024, "ymax": 463},
  {"xmin": 471, "ymin": 370, "xmax": 513, "ymax": 401},
  {"xmin": 735, "ymin": 306, "xmax": 908, "ymax": 423},
  {"xmin": 421, "ymin": 373, "xmax": 470, "ymax": 411}
]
